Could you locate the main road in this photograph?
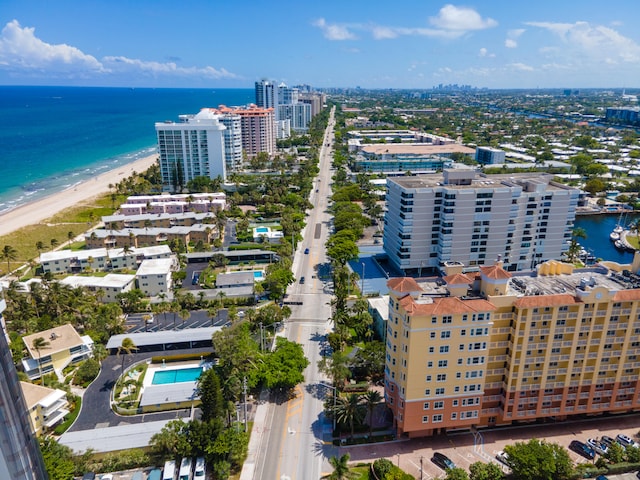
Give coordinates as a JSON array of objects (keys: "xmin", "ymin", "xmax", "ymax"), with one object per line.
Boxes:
[{"xmin": 252, "ymin": 107, "xmax": 339, "ymax": 480}]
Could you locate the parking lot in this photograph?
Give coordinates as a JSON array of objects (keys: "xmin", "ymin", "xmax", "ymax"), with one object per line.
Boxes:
[
  {"xmin": 124, "ymin": 309, "xmax": 229, "ymax": 334},
  {"xmin": 346, "ymin": 414, "xmax": 640, "ymax": 479}
]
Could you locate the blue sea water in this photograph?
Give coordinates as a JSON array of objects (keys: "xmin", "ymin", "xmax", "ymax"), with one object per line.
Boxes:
[{"xmin": 0, "ymin": 86, "xmax": 253, "ymax": 214}]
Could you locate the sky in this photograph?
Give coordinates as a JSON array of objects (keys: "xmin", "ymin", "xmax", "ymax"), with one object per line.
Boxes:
[{"xmin": 1, "ymin": 0, "xmax": 640, "ymax": 90}]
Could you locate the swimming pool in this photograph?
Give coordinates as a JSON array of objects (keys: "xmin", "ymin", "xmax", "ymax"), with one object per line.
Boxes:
[
  {"xmin": 152, "ymin": 367, "xmax": 203, "ymax": 385},
  {"xmin": 255, "ymin": 227, "xmax": 269, "ymax": 233},
  {"xmin": 253, "ymin": 271, "xmax": 264, "ymax": 279}
]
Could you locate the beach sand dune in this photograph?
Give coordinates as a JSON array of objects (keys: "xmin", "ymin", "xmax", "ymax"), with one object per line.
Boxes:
[{"xmin": 0, "ymin": 155, "xmax": 158, "ymax": 238}]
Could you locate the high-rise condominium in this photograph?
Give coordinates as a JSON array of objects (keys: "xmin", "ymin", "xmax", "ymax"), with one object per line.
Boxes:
[
  {"xmin": 383, "ymin": 169, "xmax": 579, "ymax": 274},
  {"xmin": 0, "ymin": 287, "xmax": 48, "ymax": 479},
  {"xmin": 156, "ymin": 110, "xmax": 227, "ymax": 189}
]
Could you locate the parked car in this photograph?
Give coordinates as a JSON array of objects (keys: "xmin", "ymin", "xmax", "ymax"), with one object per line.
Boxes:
[
  {"xmin": 81, "ymin": 474, "xmax": 95, "ymax": 480},
  {"xmin": 587, "ymin": 438, "xmax": 609, "ymax": 455},
  {"xmin": 601, "ymin": 435, "xmax": 616, "ymax": 447},
  {"xmin": 617, "ymin": 433, "xmax": 639, "ymax": 447},
  {"xmin": 496, "ymin": 451, "xmax": 509, "ymax": 465},
  {"xmin": 432, "ymin": 452, "xmax": 456, "ymax": 470},
  {"xmin": 570, "ymin": 440, "xmax": 596, "ymax": 460},
  {"xmin": 300, "ymin": 276, "xmax": 305, "ymax": 284},
  {"xmin": 595, "ymin": 475, "xmax": 609, "ymax": 480},
  {"xmin": 304, "ymin": 248, "xmax": 310, "ymax": 254}
]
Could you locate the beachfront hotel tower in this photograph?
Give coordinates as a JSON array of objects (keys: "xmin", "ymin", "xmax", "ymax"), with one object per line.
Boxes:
[
  {"xmin": 156, "ymin": 110, "xmax": 227, "ymax": 190},
  {"xmin": 385, "ymin": 257, "xmax": 640, "ymax": 438},
  {"xmin": 0, "ymin": 286, "xmax": 48, "ymax": 479},
  {"xmin": 383, "ymin": 169, "xmax": 579, "ymax": 274}
]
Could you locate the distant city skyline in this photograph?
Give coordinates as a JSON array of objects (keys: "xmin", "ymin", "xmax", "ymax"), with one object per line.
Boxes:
[{"xmin": 1, "ymin": 1, "xmax": 640, "ymax": 89}]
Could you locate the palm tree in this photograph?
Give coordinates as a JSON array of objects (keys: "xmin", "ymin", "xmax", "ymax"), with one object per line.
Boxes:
[
  {"xmin": 35, "ymin": 241, "xmax": 45, "ymax": 259},
  {"xmin": 333, "ymin": 394, "xmax": 366, "ymax": 440},
  {"xmin": 363, "ymin": 390, "xmax": 382, "ymax": 438},
  {"xmin": 0, "ymin": 244, "xmax": 18, "ymax": 274},
  {"xmin": 117, "ymin": 337, "xmax": 138, "ymax": 372},
  {"xmin": 92, "ymin": 343, "xmax": 108, "ymax": 365},
  {"xmin": 323, "ymin": 454, "xmax": 355, "ymax": 480},
  {"xmin": 67, "ymin": 231, "xmax": 75, "ymax": 243},
  {"xmin": 50, "ymin": 238, "xmax": 59, "ymax": 250},
  {"xmin": 32, "ymin": 336, "xmax": 50, "ymax": 385},
  {"xmin": 179, "ymin": 309, "xmax": 191, "ymax": 328}
]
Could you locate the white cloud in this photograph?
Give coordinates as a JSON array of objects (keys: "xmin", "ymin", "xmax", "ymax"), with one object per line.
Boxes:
[
  {"xmin": 429, "ymin": 4, "xmax": 497, "ymax": 32},
  {"xmin": 478, "ymin": 47, "xmax": 494, "ymax": 58},
  {"xmin": 0, "ymin": 20, "xmax": 104, "ymax": 72},
  {"xmin": 312, "ymin": 18, "xmax": 357, "ymax": 40},
  {"xmin": 317, "ymin": 5, "xmax": 496, "ymax": 42},
  {"xmin": 103, "ymin": 56, "xmax": 237, "ymax": 79},
  {"xmin": 505, "ymin": 28, "xmax": 525, "ymax": 48},
  {"xmin": 508, "ymin": 62, "xmax": 534, "ymax": 72},
  {"xmin": 526, "ymin": 20, "xmax": 640, "ymax": 63},
  {"xmin": 0, "ymin": 20, "xmax": 237, "ymax": 81}
]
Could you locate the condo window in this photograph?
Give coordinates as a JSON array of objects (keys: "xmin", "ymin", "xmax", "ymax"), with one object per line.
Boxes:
[
  {"xmin": 434, "ymin": 401, "xmax": 444, "ymax": 409},
  {"xmin": 433, "ymin": 414, "xmax": 443, "ymax": 423},
  {"xmin": 422, "ymin": 416, "xmax": 429, "ymax": 423}
]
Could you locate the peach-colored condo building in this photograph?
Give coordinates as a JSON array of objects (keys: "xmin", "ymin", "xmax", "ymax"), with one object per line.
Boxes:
[
  {"xmin": 385, "ymin": 257, "xmax": 640, "ymax": 438},
  {"xmin": 215, "ymin": 105, "xmax": 276, "ymax": 157}
]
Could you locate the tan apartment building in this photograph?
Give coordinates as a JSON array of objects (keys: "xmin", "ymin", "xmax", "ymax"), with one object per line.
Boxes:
[{"xmin": 385, "ymin": 257, "xmax": 640, "ymax": 438}]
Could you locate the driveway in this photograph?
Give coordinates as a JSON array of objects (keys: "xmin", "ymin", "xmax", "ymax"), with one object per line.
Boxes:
[{"xmin": 69, "ymin": 346, "xmax": 212, "ymax": 431}]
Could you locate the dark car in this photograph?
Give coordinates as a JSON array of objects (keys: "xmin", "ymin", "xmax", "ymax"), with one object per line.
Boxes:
[
  {"xmin": 300, "ymin": 276, "xmax": 305, "ymax": 284},
  {"xmin": 601, "ymin": 435, "xmax": 616, "ymax": 447},
  {"xmin": 304, "ymin": 248, "xmax": 310, "ymax": 254},
  {"xmin": 570, "ymin": 440, "xmax": 596, "ymax": 460},
  {"xmin": 82, "ymin": 474, "xmax": 96, "ymax": 480},
  {"xmin": 432, "ymin": 452, "xmax": 455, "ymax": 470}
]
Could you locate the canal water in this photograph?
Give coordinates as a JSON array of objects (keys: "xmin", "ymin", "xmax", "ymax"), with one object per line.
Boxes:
[{"xmin": 575, "ymin": 213, "xmax": 640, "ymax": 264}]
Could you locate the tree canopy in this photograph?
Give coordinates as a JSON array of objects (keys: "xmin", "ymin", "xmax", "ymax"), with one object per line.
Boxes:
[{"xmin": 503, "ymin": 438, "xmax": 573, "ymax": 480}]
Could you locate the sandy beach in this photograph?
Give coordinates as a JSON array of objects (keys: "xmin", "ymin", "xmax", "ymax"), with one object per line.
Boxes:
[{"xmin": 0, "ymin": 154, "xmax": 158, "ymax": 238}]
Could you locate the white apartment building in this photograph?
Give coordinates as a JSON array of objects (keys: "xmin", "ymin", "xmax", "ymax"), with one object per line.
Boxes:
[
  {"xmin": 156, "ymin": 110, "xmax": 227, "ymax": 189},
  {"xmin": 383, "ymin": 170, "xmax": 579, "ymax": 274},
  {"xmin": 60, "ymin": 274, "xmax": 135, "ymax": 303},
  {"xmin": 136, "ymin": 258, "xmax": 174, "ymax": 297}
]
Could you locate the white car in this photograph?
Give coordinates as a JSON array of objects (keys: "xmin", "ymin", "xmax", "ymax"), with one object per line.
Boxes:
[
  {"xmin": 586, "ymin": 438, "xmax": 608, "ymax": 455},
  {"xmin": 616, "ymin": 433, "xmax": 640, "ymax": 448},
  {"xmin": 100, "ymin": 475, "xmax": 113, "ymax": 480},
  {"xmin": 496, "ymin": 451, "xmax": 509, "ymax": 465}
]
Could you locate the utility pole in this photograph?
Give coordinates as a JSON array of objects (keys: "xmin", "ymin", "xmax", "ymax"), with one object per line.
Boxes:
[
  {"xmin": 242, "ymin": 376, "xmax": 248, "ymax": 432},
  {"xmin": 420, "ymin": 456, "xmax": 424, "ymax": 480},
  {"xmin": 259, "ymin": 321, "xmax": 264, "ymax": 351}
]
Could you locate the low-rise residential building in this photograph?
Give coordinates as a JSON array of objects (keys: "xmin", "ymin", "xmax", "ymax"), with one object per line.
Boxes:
[
  {"xmin": 40, "ymin": 248, "xmax": 108, "ymax": 274},
  {"xmin": 119, "ymin": 193, "xmax": 226, "ymax": 216},
  {"xmin": 102, "ymin": 211, "xmax": 214, "ymax": 230},
  {"xmin": 40, "ymin": 245, "xmax": 173, "ymax": 274},
  {"xmin": 385, "ymin": 256, "xmax": 640, "ymax": 438},
  {"xmin": 20, "ymin": 382, "xmax": 69, "ymax": 436},
  {"xmin": 60, "ymin": 274, "xmax": 136, "ymax": 302},
  {"xmin": 85, "ymin": 225, "xmax": 215, "ymax": 249},
  {"xmin": 135, "ymin": 258, "xmax": 174, "ymax": 297},
  {"xmin": 22, "ymin": 324, "xmax": 93, "ymax": 380}
]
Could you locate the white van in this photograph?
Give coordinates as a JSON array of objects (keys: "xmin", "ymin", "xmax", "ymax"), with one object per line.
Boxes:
[
  {"xmin": 162, "ymin": 460, "xmax": 176, "ymax": 480},
  {"xmin": 178, "ymin": 457, "xmax": 193, "ymax": 480},
  {"xmin": 194, "ymin": 457, "xmax": 206, "ymax": 478}
]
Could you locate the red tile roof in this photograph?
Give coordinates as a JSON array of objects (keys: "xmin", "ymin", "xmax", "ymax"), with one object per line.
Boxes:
[
  {"xmin": 613, "ymin": 290, "xmax": 640, "ymax": 301},
  {"xmin": 479, "ymin": 265, "xmax": 512, "ymax": 280},
  {"xmin": 387, "ymin": 277, "xmax": 422, "ymax": 293},
  {"xmin": 443, "ymin": 273, "xmax": 474, "ymax": 285}
]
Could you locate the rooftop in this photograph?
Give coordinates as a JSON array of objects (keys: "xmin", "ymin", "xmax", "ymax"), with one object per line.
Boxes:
[
  {"xmin": 106, "ymin": 327, "xmax": 222, "ymax": 349},
  {"xmin": 23, "ymin": 324, "xmax": 84, "ymax": 359},
  {"xmin": 20, "ymin": 381, "xmax": 65, "ymax": 409},
  {"xmin": 136, "ymin": 258, "xmax": 174, "ymax": 276},
  {"xmin": 60, "ymin": 274, "xmax": 135, "ymax": 289},
  {"xmin": 361, "ymin": 143, "xmax": 475, "ymax": 155}
]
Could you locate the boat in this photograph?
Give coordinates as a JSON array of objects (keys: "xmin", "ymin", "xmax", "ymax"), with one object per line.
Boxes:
[
  {"xmin": 610, "ymin": 231, "xmax": 621, "ymax": 241},
  {"xmin": 610, "ymin": 212, "xmax": 625, "ymax": 241},
  {"xmin": 615, "ymin": 240, "xmax": 625, "ymax": 250}
]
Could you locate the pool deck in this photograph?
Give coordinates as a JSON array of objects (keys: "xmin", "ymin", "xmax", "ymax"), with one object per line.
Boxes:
[{"xmin": 141, "ymin": 360, "xmax": 207, "ymax": 389}]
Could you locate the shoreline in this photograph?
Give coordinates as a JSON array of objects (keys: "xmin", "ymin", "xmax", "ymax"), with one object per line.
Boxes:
[{"xmin": 0, "ymin": 154, "xmax": 158, "ymax": 238}]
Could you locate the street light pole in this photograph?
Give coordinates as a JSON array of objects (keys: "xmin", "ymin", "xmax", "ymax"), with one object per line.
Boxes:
[{"xmin": 420, "ymin": 455, "xmax": 424, "ymax": 480}]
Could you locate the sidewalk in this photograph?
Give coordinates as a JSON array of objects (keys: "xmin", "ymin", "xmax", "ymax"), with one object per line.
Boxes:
[{"xmin": 238, "ymin": 389, "xmax": 269, "ymax": 480}]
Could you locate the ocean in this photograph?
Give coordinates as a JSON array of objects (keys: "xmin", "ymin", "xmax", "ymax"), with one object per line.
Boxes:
[{"xmin": 0, "ymin": 86, "xmax": 254, "ymax": 214}]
